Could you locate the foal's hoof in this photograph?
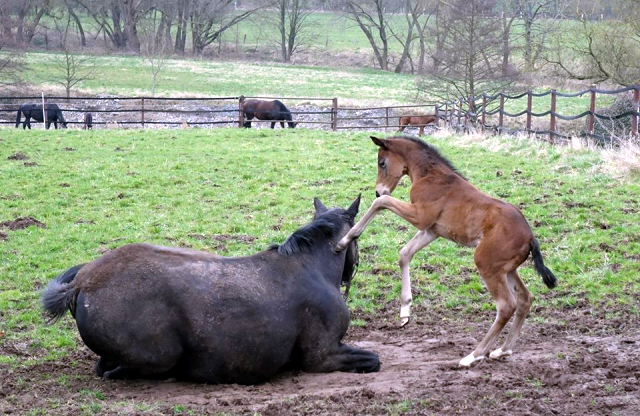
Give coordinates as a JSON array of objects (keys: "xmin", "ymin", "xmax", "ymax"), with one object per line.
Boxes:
[
  {"xmin": 459, "ymin": 353, "xmax": 485, "ymax": 367},
  {"xmin": 399, "ymin": 316, "xmax": 410, "ymax": 328},
  {"xmin": 334, "ymin": 240, "xmax": 348, "ymax": 252},
  {"xmin": 489, "ymin": 347, "xmax": 513, "ymax": 360}
]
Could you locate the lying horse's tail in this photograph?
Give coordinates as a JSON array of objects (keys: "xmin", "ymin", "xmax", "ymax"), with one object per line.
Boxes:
[
  {"xmin": 41, "ymin": 264, "xmax": 85, "ymax": 323},
  {"xmin": 15, "ymin": 107, "xmax": 22, "ymax": 128},
  {"xmin": 530, "ymin": 239, "xmax": 557, "ymax": 289}
]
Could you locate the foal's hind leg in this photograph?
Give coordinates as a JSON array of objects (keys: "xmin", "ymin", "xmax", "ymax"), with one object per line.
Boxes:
[
  {"xmin": 490, "ymin": 270, "xmax": 533, "ymax": 360},
  {"xmin": 460, "ymin": 245, "xmax": 518, "ymax": 367}
]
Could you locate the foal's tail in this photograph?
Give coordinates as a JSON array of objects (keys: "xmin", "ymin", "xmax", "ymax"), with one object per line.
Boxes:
[
  {"xmin": 15, "ymin": 108, "xmax": 22, "ymax": 128},
  {"xmin": 530, "ymin": 239, "xmax": 557, "ymax": 289},
  {"xmin": 41, "ymin": 264, "xmax": 85, "ymax": 323}
]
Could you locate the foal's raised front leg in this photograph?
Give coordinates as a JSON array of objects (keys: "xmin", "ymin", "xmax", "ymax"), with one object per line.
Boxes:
[{"xmin": 335, "ymin": 195, "xmax": 420, "ymax": 251}]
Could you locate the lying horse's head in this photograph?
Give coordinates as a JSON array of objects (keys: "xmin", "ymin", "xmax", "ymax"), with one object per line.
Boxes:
[{"xmin": 277, "ymin": 195, "xmax": 361, "ymax": 297}]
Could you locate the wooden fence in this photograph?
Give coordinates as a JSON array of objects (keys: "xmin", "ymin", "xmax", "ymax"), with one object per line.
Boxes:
[
  {"xmin": 2, "ymin": 85, "xmax": 639, "ymax": 141},
  {"xmin": 442, "ymin": 85, "xmax": 640, "ymax": 142},
  {"xmin": 0, "ymin": 95, "xmax": 439, "ymax": 133}
]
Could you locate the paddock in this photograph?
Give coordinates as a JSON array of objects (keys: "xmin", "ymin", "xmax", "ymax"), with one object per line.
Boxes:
[{"xmin": 1, "ymin": 128, "xmax": 638, "ymax": 415}]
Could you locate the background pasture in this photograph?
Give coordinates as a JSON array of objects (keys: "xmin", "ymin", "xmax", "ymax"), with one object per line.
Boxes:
[{"xmin": 1, "ymin": 127, "xmax": 639, "ymax": 414}]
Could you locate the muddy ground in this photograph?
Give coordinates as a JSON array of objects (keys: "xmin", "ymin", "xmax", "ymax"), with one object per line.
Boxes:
[{"xmin": 1, "ymin": 303, "xmax": 639, "ymax": 415}]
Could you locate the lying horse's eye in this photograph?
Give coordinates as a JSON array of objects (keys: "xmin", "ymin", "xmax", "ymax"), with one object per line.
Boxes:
[{"xmin": 378, "ymin": 159, "xmax": 386, "ymax": 169}]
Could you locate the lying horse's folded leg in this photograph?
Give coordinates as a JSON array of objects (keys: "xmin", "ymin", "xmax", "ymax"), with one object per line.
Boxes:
[{"xmin": 305, "ymin": 343, "xmax": 380, "ymax": 374}]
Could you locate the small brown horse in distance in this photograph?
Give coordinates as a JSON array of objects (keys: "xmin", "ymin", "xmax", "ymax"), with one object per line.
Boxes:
[
  {"xmin": 336, "ymin": 135, "xmax": 557, "ymax": 367},
  {"xmin": 397, "ymin": 115, "xmax": 438, "ymax": 136}
]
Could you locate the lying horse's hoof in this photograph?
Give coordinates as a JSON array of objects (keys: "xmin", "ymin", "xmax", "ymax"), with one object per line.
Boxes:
[{"xmin": 399, "ymin": 316, "xmax": 410, "ymax": 328}]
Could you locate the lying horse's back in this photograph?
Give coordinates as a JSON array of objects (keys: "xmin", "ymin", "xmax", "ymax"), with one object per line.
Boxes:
[{"xmin": 71, "ymin": 243, "xmax": 301, "ymax": 383}]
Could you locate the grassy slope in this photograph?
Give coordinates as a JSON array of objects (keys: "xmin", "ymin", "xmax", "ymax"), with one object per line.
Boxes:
[{"xmin": 1, "ymin": 128, "xmax": 638, "ymax": 368}]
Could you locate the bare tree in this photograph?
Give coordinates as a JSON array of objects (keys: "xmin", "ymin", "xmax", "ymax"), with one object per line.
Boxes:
[
  {"xmin": 418, "ymin": 0, "xmax": 515, "ymax": 101},
  {"xmin": 189, "ymin": 0, "xmax": 262, "ymax": 55},
  {"xmin": 74, "ymin": 0, "xmax": 152, "ymax": 52},
  {"xmin": 407, "ymin": 0, "xmax": 437, "ymax": 74},
  {"xmin": 545, "ymin": 0, "xmax": 640, "ymax": 86},
  {"xmin": 0, "ymin": 44, "xmax": 25, "ymax": 90},
  {"xmin": 274, "ymin": 0, "xmax": 312, "ymax": 63},
  {"xmin": 346, "ymin": 0, "xmax": 415, "ymax": 72},
  {"xmin": 0, "ymin": 0, "xmax": 52, "ymax": 45},
  {"xmin": 140, "ymin": 12, "xmax": 170, "ymax": 96}
]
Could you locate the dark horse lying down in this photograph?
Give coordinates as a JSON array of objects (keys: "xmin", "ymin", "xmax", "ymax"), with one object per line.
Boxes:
[
  {"xmin": 243, "ymin": 99, "xmax": 297, "ymax": 128},
  {"xmin": 16, "ymin": 103, "xmax": 67, "ymax": 129},
  {"xmin": 42, "ymin": 196, "xmax": 379, "ymax": 384}
]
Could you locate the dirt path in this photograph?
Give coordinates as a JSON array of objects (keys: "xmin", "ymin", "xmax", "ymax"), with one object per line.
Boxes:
[{"xmin": 2, "ymin": 309, "xmax": 639, "ymax": 415}]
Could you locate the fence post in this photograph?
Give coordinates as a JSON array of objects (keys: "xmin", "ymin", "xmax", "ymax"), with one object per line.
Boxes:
[
  {"xmin": 588, "ymin": 84, "xmax": 596, "ymax": 135},
  {"xmin": 458, "ymin": 98, "xmax": 463, "ymax": 128},
  {"xmin": 448, "ymin": 101, "xmax": 454, "ymax": 127},
  {"xmin": 526, "ymin": 90, "xmax": 532, "ymax": 135},
  {"xmin": 468, "ymin": 95, "xmax": 474, "ymax": 130},
  {"xmin": 331, "ymin": 97, "xmax": 338, "ymax": 131},
  {"xmin": 141, "ymin": 98, "xmax": 145, "ymax": 128},
  {"xmin": 498, "ymin": 93, "xmax": 504, "ymax": 135},
  {"xmin": 41, "ymin": 93, "xmax": 47, "ymax": 129},
  {"xmin": 238, "ymin": 95, "xmax": 245, "ymax": 128},
  {"xmin": 435, "ymin": 105, "xmax": 440, "ymax": 127},
  {"xmin": 550, "ymin": 89, "xmax": 557, "ymax": 143},
  {"xmin": 385, "ymin": 107, "xmax": 389, "ymax": 131},
  {"xmin": 481, "ymin": 94, "xmax": 486, "ymax": 130},
  {"xmin": 632, "ymin": 85, "xmax": 639, "ymax": 138}
]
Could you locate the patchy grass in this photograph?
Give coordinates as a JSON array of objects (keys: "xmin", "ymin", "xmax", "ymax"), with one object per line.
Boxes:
[{"xmin": 1, "ymin": 127, "xmax": 638, "ymax": 364}]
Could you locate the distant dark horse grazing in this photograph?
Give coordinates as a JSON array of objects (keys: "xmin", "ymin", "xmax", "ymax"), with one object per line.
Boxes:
[
  {"xmin": 336, "ymin": 135, "xmax": 557, "ymax": 367},
  {"xmin": 42, "ymin": 196, "xmax": 380, "ymax": 384},
  {"xmin": 83, "ymin": 112, "xmax": 93, "ymax": 130},
  {"xmin": 397, "ymin": 115, "xmax": 438, "ymax": 136},
  {"xmin": 243, "ymin": 99, "xmax": 297, "ymax": 128},
  {"xmin": 15, "ymin": 103, "xmax": 67, "ymax": 129}
]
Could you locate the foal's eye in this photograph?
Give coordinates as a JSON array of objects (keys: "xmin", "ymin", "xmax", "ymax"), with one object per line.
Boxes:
[{"xmin": 378, "ymin": 159, "xmax": 386, "ymax": 169}]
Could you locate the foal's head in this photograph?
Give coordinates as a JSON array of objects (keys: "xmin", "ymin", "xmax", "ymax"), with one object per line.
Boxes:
[
  {"xmin": 370, "ymin": 135, "xmax": 462, "ymax": 197},
  {"xmin": 371, "ymin": 136, "xmax": 410, "ymax": 197}
]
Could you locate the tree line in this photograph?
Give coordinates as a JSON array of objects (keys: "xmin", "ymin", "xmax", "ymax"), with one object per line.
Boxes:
[{"xmin": 1, "ymin": 0, "xmax": 639, "ymax": 97}]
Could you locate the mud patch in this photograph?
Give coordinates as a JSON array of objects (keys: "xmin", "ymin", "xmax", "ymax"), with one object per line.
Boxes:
[
  {"xmin": 7, "ymin": 151, "xmax": 29, "ymax": 160},
  {"xmin": 2, "ymin": 311, "xmax": 638, "ymax": 415},
  {"xmin": 0, "ymin": 216, "xmax": 47, "ymax": 231}
]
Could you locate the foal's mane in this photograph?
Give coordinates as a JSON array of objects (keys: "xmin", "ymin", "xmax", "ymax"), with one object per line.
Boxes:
[
  {"xmin": 393, "ymin": 135, "xmax": 465, "ymax": 178},
  {"xmin": 273, "ymin": 210, "xmax": 348, "ymax": 256}
]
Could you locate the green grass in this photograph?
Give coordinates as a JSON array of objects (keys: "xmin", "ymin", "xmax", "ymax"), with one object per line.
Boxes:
[
  {"xmin": 1, "ymin": 127, "xmax": 639, "ymax": 370},
  {"xmin": 21, "ymin": 52, "xmax": 419, "ymax": 104}
]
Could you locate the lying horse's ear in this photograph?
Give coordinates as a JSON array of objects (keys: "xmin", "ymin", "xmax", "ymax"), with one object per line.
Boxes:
[
  {"xmin": 370, "ymin": 136, "xmax": 388, "ymax": 150},
  {"xmin": 313, "ymin": 197, "xmax": 329, "ymax": 216},
  {"xmin": 347, "ymin": 194, "xmax": 361, "ymax": 217}
]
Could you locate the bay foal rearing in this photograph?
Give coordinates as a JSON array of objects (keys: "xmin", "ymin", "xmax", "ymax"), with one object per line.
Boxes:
[{"xmin": 336, "ymin": 135, "xmax": 557, "ymax": 367}]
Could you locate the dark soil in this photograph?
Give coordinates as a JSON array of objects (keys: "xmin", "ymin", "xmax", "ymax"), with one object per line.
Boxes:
[
  {"xmin": 1, "ymin": 304, "xmax": 638, "ymax": 415},
  {"xmin": 0, "ymin": 216, "xmax": 47, "ymax": 231}
]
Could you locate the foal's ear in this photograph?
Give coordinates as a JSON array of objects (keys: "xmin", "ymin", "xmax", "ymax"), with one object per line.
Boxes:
[
  {"xmin": 347, "ymin": 194, "xmax": 361, "ymax": 217},
  {"xmin": 370, "ymin": 136, "xmax": 388, "ymax": 149},
  {"xmin": 313, "ymin": 197, "xmax": 329, "ymax": 216}
]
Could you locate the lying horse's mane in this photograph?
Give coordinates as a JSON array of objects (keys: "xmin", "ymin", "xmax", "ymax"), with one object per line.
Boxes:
[
  {"xmin": 395, "ymin": 135, "xmax": 465, "ymax": 179},
  {"xmin": 273, "ymin": 210, "xmax": 348, "ymax": 256}
]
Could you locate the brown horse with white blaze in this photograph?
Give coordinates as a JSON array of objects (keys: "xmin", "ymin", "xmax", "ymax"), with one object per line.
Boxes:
[{"xmin": 335, "ymin": 135, "xmax": 557, "ymax": 367}]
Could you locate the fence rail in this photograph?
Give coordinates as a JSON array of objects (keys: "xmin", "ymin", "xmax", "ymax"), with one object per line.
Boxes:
[
  {"xmin": 438, "ymin": 84, "xmax": 640, "ymax": 142},
  {"xmin": 2, "ymin": 86, "xmax": 638, "ymax": 141}
]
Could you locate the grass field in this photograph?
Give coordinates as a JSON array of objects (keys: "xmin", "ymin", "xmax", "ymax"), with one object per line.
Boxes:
[{"xmin": 2, "ymin": 127, "xmax": 638, "ymax": 372}]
